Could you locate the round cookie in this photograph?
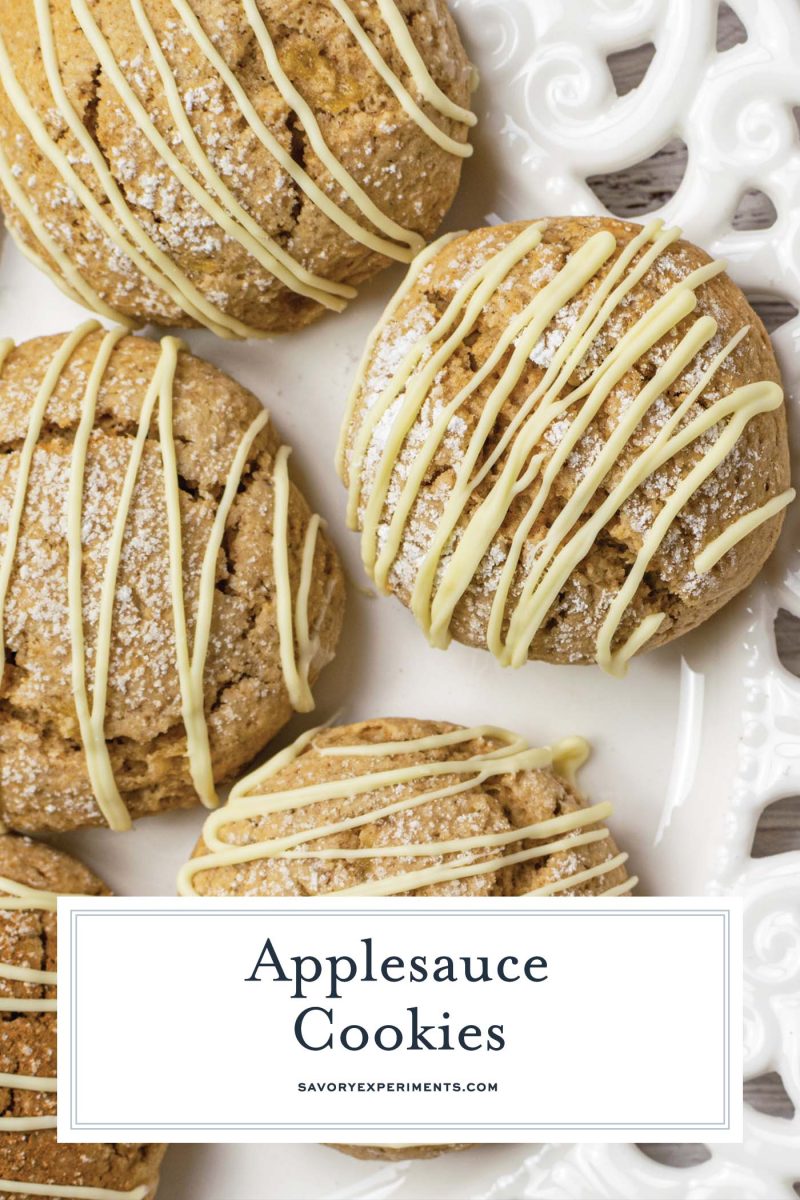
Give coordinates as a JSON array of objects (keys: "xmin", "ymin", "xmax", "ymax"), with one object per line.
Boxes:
[
  {"xmin": 338, "ymin": 217, "xmax": 793, "ymax": 674},
  {"xmin": 0, "ymin": 323, "xmax": 345, "ymax": 833},
  {"xmin": 180, "ymin": 716, "xmax": 632, "ymax": 896},
  {"xmin": 178, "ymin": 715, "xmax": 634, "ymax": 1161},
  {"xmin": 0, "ymin": 834, "xmax": 165, "ymax": 1198},
  {"xmin": 0, "ymin": 0, "xmax": 475, "ymax": 337},
  {"xmin": 327, "ymin": 1141, "xmax": 473, "ymax": 1161}
]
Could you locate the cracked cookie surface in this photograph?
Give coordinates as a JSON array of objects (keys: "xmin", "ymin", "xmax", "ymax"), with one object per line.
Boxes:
[
  {"xmin": 0, "ymin": 0, "xmax": 473, "ymax": 334},
  {"xmin": 0, "ymin": 328, "xmax": 345, "ymax": 832}
]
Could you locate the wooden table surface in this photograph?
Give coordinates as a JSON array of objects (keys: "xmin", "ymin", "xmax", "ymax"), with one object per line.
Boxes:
[{"xmin": 599, "ymin": 10, "xmax": 798, "ymax": 1164}]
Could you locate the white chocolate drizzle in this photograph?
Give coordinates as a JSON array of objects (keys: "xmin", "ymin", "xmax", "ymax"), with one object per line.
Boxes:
[
  {"xmin": 693, "ymin": 489, "xmax": 793, "ymax": 573},
  {"xmin": 0, "ymin": 0, "xmax": 473, "ymax": 335},
  {"xmin": 0, "ymin": 875, "xmax": 151, "ymax": 1198},
  {"xmin": 327, "ymin": 0, "xmax": 475, "ymax": 156},
  {"xmin": 341, "ymin": 219, "xmax": 794, "ymax": 675},
  {"xmin": 0, "ymin": 324, "xmax": 320, "ymax": 829},
  {"xmin": 178, "ymin": 724, "xmax": 636, "ymax": 897}
]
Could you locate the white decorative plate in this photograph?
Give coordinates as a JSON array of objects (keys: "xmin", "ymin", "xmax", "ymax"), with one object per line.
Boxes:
[{"xmin": 2, "ymin": 0, "xmax": 798, "ymax": 1195}]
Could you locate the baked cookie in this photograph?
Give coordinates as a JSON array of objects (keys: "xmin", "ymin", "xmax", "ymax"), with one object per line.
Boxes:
[
  {"xmin": 338, "ymin": 217, "xmax": 793, "ymax": 674},
  {"xmin": 178, "ymin": 716, "xmax": 634, "ymax": 1160},
  {"xmin": 178, "ymin": 717, "xmax": 633, "ymax": 899},
  {"xmin": 326, "ymin": 1142, "xmax": 473, "ymax": 1161},
  {"xmin": 0, "ymin": 834, "xmax": 165, "ymax": 1198},
  {"xmin": 0, "ymin": 323, "xmax": 345, "ymax": 832},
  {"xmin": 0, "ymin": 0, "xmax": 475, "ymax": 337}
]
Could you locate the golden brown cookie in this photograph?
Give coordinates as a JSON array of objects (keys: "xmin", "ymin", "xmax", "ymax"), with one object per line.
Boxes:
[
  {"xmin": 0, "ymin": 0, "xmax": 474, "ymax": 336},
  {"xmin": 178, "ymin": 716, "xmax": 633, "ymax": 1160},
  {"xmin": 0, "ymin": 834, "xmax": 165, "ymax": 1198},
  {"xmin": 338, "ymin": 217, "xmax": 792, "ymax": 672},
  {"xmin": 179, "ymin": 717, "xmax": 632, "ymax": 899},
  {"xmin": 0, "ymin": 324, "xmax": 345, "ymax": 832},
  {"xmin": 327, "ymin": 1141, "xmax": 473, "ymax": 1161}
]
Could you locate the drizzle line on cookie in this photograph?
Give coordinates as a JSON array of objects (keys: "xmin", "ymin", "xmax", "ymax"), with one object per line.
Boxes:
[
  {"xmin": 178, "ymin": 725, "xmax": 636, "ymax": 897},
  {"xmin": 341, "ymin": 219, "xmax": 794, "ymax": 675},
  {"xmin": 0, "ymin": 324, "xmax": 319, "ymax": 830}
]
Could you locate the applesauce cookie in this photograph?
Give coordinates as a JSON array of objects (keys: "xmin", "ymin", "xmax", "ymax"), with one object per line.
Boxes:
[
  {"xmin": 0, "ymin": 834, "xmax": 165, "ymax": 1198},
  {"xmin": 326, "ymin": 1142, "xmax": 473, "ymax": 1161},
  {"xmin": 0, "ymin": 323, "xmax": 345, "ymax": 832},
  {"xmin": 178, "ymin": 715, "xmax": 634, "ymax": 1161},
  {"xmin": 338, "ymin": 217, "xmax": 793, "ymax": 673},
  {"xmin": 178, "ymin": 716, "xmax": 633, "ymax": 899},
  {"xmin": 0, "ymin": 0, "xmax": 475, "ymax": 336}
]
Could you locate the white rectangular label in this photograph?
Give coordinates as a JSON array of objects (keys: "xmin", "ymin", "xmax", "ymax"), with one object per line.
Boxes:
[{"xmin": 57, "ymin": 897, "xmax": 741, "ymax": 1143}]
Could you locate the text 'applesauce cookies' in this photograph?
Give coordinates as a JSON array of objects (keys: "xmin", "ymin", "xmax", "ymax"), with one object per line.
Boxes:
[
  {"xmin": 0, "ymin": 0, "xmax": 475, "ymax": 338},
  {"xmin": 337, "ymin": 217, "xmax": 794, "ymax": 674},
  {"xmin": 0, "ymin": 323, "xmax": 345, "ymax": 833},
  {"xmin": 0, "ymin": 835, "xmax": 166, "ymax": 1198}
]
